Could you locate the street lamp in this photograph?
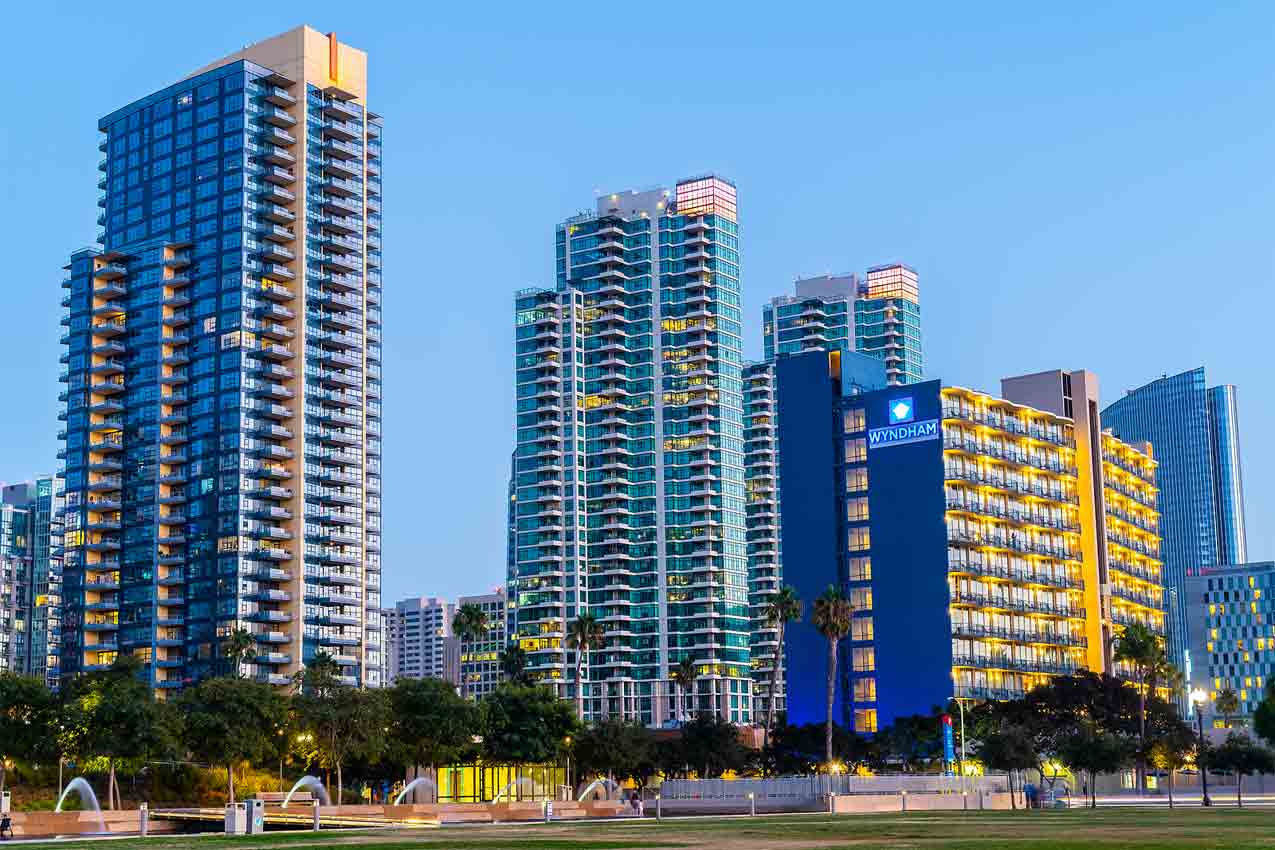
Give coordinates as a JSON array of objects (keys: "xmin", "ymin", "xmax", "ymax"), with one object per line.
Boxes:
[
  {"xmin": 563, "ymin": 736, "xmax": 572, "ymax": 797},
  {"xmin": 1189, "ymin": 689, "xmax": 1211, "ymax": 807}
]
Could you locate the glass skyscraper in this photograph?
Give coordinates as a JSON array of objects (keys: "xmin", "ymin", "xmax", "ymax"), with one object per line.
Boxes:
[
  {"xmin": 1102, "ymin": 368, "xmax": 1247, "ymax": 669},
  {"xmin": 510, "ymin": 176, "xmax": 751, "ymax": 725},
  {"xmin": 59, "ymin": 27, "xmax": 383, "ymax": 693},
  {"xmin": 0, "ymin": 476, "xmax": 63, "ymax": 685},
  {"xmin": 855, "ymin": 264, "xmax": 923, "ymax": 386}
]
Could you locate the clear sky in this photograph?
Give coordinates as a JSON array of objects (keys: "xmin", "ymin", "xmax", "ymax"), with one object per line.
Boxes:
[{"xmin": 5, "ymin": 2, "xmax": 1274, "ymax": 603}]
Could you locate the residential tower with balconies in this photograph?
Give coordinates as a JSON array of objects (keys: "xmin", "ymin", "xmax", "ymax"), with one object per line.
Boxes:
[{"xmin": 58, "ymin": 26, "xmax": 382, "ymax": 693}]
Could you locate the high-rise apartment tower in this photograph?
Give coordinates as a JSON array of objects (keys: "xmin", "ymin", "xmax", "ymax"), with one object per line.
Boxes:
[
  {"xmin": 510, "ymin": 176, "xmax": 750, "ymax": 725},
  {"xmin": 59, "ymin": 26, "xmax": 384, "ymax": 692}
]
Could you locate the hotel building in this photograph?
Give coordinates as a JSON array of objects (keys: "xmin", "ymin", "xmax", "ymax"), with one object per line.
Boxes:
[
  {"xmin": 509, "ymin": 176, "xmax": 751, "ymax": 725},
  {"xmin": 1102, "ymin": 368, "xmax": 1248, "ymax": 671},
  {"xmin": 58, "ymin": 26, "xmax": 384, "ymax": 692},
  {"xmin": 775, "ymin": 353, "xmax": 1165, "ymax": 730},
  {"xmin": 1185, "ymin": 562, "xmax": 1275, "ymax": 723}
]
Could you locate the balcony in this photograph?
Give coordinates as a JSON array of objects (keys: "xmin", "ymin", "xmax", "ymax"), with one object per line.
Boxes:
[
  {"xmin": 261, "ymin": 165, "xmax": 297, "ymax": 186},
  {"xmin": 323, "ymin": 138, "xmax": 361, "ymax": 160},
  {"xmin": 260, "ymin": 85, "xmax": 296, "ymax": 107},
  {"xmin": 257, "ymin": 184, "xmax": 296, "ymax": 205},
  {"xmin": 257, "ymin": 203, "xmax": 295, "ymax": 224},
  {"xmin": 259, "ymin": 126, "xmax": 297, "ymax": 146},
  {"xmin": 321, "ymin": 118, "xmax": 360, "ymax": 141},
  {"xmin": 89, "ymin": 399, "xmax": 125, "ymax": 415},
  {"xmin": 321, "ymin": 176, "xmax": 363, "ymax": 198},
  {"xmin": 257, "ymin": 223, "xmax": 296, "ymax": 243},
  {"xmin": 94, "ymin": 263, "xmax": 127, "ymax": 280},
  {"xmin": 260, "ymin": 106, "xmax": 296, "ymax": 127},
  {"xmin": 92, "ymin": 319, "xmax": 127, "ymax": 338}
]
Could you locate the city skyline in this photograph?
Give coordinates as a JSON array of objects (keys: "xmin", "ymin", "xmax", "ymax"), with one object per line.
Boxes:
[{"xmin": 4, "ymin": 6, "xmax": 1275, "ymax": 605}]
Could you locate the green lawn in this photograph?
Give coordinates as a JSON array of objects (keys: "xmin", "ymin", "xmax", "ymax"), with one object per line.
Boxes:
[{"xmin": 24, "ymin": 808, "xmax": 1275, "ymax": 850}]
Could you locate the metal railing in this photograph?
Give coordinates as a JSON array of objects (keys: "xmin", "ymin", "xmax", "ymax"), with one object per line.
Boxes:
[{"xmin": 660, "ymin": 774, "xmax": 1009, "ymax": 799}]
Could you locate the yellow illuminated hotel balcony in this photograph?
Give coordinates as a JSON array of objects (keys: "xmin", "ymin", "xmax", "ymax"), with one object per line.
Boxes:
[
  {"xmin": 1099, "ymin": 434, "xmax": 1166, "ymax": 638},
  {"xmin": 940, "ymin": 388, "xmax": 1092, "ymax": 697}
]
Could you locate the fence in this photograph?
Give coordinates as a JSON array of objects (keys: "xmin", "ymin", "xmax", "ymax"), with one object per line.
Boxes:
[{"xmin": 660, "ymin": 774, "xmax": 1009, "ymax": 800}]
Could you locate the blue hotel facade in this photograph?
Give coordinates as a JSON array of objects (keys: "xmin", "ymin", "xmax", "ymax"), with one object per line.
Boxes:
[{"xmin": 777, "ymin": 352, "xmax": 1165, "ymax": 732}]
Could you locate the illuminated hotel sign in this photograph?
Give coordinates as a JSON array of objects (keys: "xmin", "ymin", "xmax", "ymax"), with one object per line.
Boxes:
[{"xmin": 869, "ymin": 396, "xmax": 939, "ymax": 448}]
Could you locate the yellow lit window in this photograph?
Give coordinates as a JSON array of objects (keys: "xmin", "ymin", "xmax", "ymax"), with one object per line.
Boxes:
[
  {"xmin": 846, "ymin": 468, "xmax": 869, "ymax": 492},
  {"xmin": 848, "ymin": 527, "xmax": 870, "ymax": 552},
  {"xmin": 843, "ymin": 409, "xmax": 866, "ymax": 432},
  {"xmin": 848, "ymin": 557, "xmax": 872, "ymax": 581},
  {"xmin": 846, "ymin": 498, "xmax": 869, "ymax": 522},
  {"xmin": 845, "ymin": 439, "xmax": 867, "ymax": 463},
  {"xmin": 853, "ymin": 678, "xmax": 877, "ymax": 703},
  {"xmin": 851, "ymin": 620, "xmax": 875, "ymax": 643},
  {"xmin": 854, "ymin": 709, "xmax": 878, "ymax": 733}
]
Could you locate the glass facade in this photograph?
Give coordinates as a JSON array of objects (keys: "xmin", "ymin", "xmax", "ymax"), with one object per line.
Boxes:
[
  {"xmin": 458, "ymin": 590, "xmax": 507, "ymax": 699},
  {"xmin": 1185, "ymin": 562, "xmax": 1275, "ymax": 722},
  {"xmin": 509, "ymin": 176, "xmax": 751, "ymax": 725},
  {"xmin": 1102, "ymin": 368, "xmax": 1248, "ymax": 671},
  {"xmin": 59, "ymin": 28, "xmax": 382, "ymax": 693},
  {"xmin": 855, "ymin": 264, "xmax": 923, "ymax": 386}
]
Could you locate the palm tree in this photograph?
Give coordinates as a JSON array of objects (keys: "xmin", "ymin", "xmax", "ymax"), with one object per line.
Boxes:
[
  {"xmin": 1113, "ymin": 622, "xmax": 1166, "ymax": 793},
  {"xmin": 451, "ymin": 604, "xmax": 490, "ymax": 698},
  {"xmin": 222, "ymin": 627, "xmax": 256, "ymax": 677},
  {"xmin": 566, "ymin": 614, "xmax": 605, "ymax": 722},
  {"xmin": 499, "ymin": 641, "xmax": 531, "ymax": 685},
  {"xmin": 1216, "ymin": 688, "xmax": 1241, "ymax": 729},
  {"xmin": 811, "ymin": 585, "xmax": 852, "ymax": 767},
  {"xmin": 763, "ymin": 586, "xmax": 803, "ymax": 747},
  {"xmin": 671, "ymin": 657, "xmax": 699, "ymax": 724}
]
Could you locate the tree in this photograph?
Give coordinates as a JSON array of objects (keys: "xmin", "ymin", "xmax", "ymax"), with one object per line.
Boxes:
[
  {"xmin": 876, "ymin": 711, "xmax": 946, "ymax": 772},
  {"xmin": 1112, "ymin": 622, "xmax": 1167, "ymax": 793},
  {"xmin": 1253, "ymin": 681, "xmax": 1275, "ymax": 748},
  {"xmin": 221, "ymin": 628, "xmax": 256, "ymax": 678},
  {"xmin": 565, "ymin": 615, "xmax": 604, "ymax": 722},
  {"xmin": 499, "ymin": 642, "xmax": 532, "ymax": 686},
  {"xmin": 762, "ymin": 586, "xmax": 802, "ymax": 747},
  {"xmin": 0, "ymin": 673, "xmax": 56, "ymax": 796},
  {"xmin": 1056, "ymin": 727, "xmax": 1135, "ymax": 809},
  {"xmin": 451, "ymin": 604, "xmax": 490, "ymax": 699},
  {"xmin": 482, "ymin": 684, "xmax": 579, "ymax": 765},
  {"xmin": 681, "ymin": 713, "xmax": 746, "ymax": 779},
  {"xmin": 670, "ymin": 657, "xmax": 698, "ymax": 724},
  {"xmin": 387, "ymin": 677, "xmax": 481, "ymax": 792},
  {"xmin": 974, "ymin": 726, "xmax": 1037, "ymax": 810},
  {"xmin": 1148, "ymin": 722, "xmax": 1197, "ymax": 808},
  {"xmin": 811, "ymin": 585, "xmax": 852, "ymax": 767},
  {"xmin": 572, "ymin": 719, "xmax": 655, "ymax": 789},
  {"xmin": 292, "ymin": 655, "xmax": 389, "ymax": 805},
  {"xmin": 763, "ymin": 721, "xmax": 876, "ymax": 777},
  {"xmin": 178, "ymin": 677, "xmax": 288, "ymax": 803},
  {"xmin": 1215, "ymin": 688, "xmax": 1241, "ymax": 729},
  {"xmin": 59, "ymin": 656, "xmax": 174, "ymax": 810},
  {"xmin": 1208, "ymin": 733, "xmax": 1275, "ymax": 807}
]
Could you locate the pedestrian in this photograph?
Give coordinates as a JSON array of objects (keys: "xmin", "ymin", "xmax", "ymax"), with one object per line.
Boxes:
[
  {"xmin": 0, "ymin": 813, "xmax": 12, "ymax": 840},
  {"xmin": 630, "ymin": 791, "xmax": 641, "ymax": 817}
]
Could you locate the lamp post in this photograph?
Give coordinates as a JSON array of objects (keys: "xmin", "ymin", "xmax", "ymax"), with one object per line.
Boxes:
[
  {"xmin": 563, "ymin": 736, "xmax": 572, "ymax": 799},
  {"xmin": 1190, "ymin": 689, "xmax": 1211, "ymax": 807},
  {"xmin": 955, "ymin": 697, "xmax": 969, "ymax": 798}
]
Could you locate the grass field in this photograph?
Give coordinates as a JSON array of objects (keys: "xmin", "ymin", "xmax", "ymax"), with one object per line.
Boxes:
[{"xmin": 24, "ymin": 808, "xmax": 1275, "ymax": 850}]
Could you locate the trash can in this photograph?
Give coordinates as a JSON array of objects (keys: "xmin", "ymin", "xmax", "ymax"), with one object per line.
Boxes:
[
  {"xmin": 225, "ymin": 802, "xmax": 247, "ymax": 835},
  {"xmin": 1, "ymin": 791, "xmax": 10, "ymax": 814},
  {"xmin": 246, "ymin": 799, "xmax": 266, "ymax": 834}
]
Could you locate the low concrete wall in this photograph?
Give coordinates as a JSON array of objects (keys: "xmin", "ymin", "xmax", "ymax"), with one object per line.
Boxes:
[
  {"xmin": 832, "ymin": 791, "xmax": 1013, "ymax": 815},
  {"xmin": 315, "ymin": 800, "xmax": 628, "ymax": 824},
  {"xmin": 5, "ymin": 810, "xmax": 176, "ymax": 839}
]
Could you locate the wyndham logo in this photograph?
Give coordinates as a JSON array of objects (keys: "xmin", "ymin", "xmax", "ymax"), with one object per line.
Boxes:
[
  {"xmin": 868, "ymin": 418, "xmax": 939, "ymax": 449},
  {"xmin": 888, "ymin": 397, "xmax": 915, "ymax": 424}
]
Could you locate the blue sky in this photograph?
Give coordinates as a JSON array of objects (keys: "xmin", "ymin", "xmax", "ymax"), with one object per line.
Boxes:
[{"xmin": 6, "ymin": 2, "xmax": 1275, "ymax": 602}]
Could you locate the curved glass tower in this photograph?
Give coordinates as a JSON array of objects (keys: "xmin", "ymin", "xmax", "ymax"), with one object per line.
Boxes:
[{"xmin": 1101, "ymin": 368, "xmax": 1247, "ymax": 670}]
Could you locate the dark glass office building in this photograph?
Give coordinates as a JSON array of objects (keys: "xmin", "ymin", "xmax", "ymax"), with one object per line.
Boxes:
[
  {"xmin": 58, "ymin": 27, "xmax": 383, "ymax": 693},
  {"xmin": 1102, "ymin": 368, "xmax": 1247, "ymax": 670}
]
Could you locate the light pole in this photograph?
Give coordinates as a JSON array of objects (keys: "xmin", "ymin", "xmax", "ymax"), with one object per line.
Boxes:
[
  {"xmin": 1190, "ymin": 689, "xmax": 1211, "ymax": 807},
  {"xmin": 955, "ymin": 697, "xmax": 969, "ymax": 799},
  {"xmin": 563, "ymin": 736, "xmax": 572, "ymax": 799}
]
